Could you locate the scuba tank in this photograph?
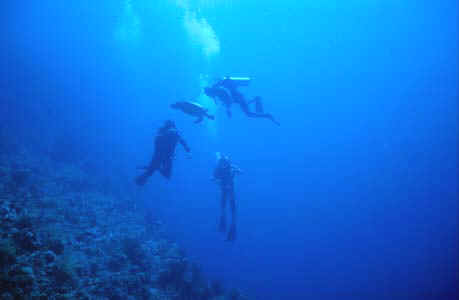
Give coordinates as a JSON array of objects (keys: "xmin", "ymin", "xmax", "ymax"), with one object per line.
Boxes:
[
  {"xmin": 222, "ymin": 76, "xmax": 251, "ymax": 87},
  {"xmin": 215, "ymin": 152, "xmax": 230, "ymax": 165}
]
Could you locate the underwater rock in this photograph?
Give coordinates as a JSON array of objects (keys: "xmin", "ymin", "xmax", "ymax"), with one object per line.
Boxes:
[
  {"xmin": 149, "ymin": 287, "xmax": 160, "ymax": 297},
  {"xmin": 10, "ymin": 169, "xmax": 30, "ymax": 186},
  {"xmin": 3, "ymin": 206, "xmax": 17, "ymax": 222},
  {"xmin": 15, "ymin": 213, "xmax": 34, "ymax": 229},
  {"xmin": 0, "ymin": 238, "xmax": 17, "ymax": 267},
  {"xmin": 121, "ymin": 236, "xmax": 147, "ymax": 265},
  {"xmin": 0, "ymin": 150, "xmax": 252, "ymax": 300},
  {"xmin": 44, "ymin": 250, "xmax": 57, "ymax": 264},
  {"xmin": 7, "ymin": 265, "xmax": 36, "ymax": 293},
  {"xmin": 74, "ymin": 290, "xmax": 90, "ymax": 300},
  {"xmin": 13, "ymin": 230, "xmax": 41, "ymax": 252},
  {"xmin": 44, "ymin": 237, "xmax": 65, "ymax": 255},
  {"xmin": 210, "ymin": 279, "xmax": 225, "ymax": 296},
  {"xmin": 228, "ymin": 288, "xmax": 244, "ymax": 300},
  {"xmin": 50, "ymin": 263, "xmax": 75, "ymax": 287},
  {"xmin": 107, "ymin": 253, "xmax": 127, "ymax": 272},
  {"xmin": 0, "ymin": 203, "xmax": 9, "ymax": 216},
  {"xmin": 0, "ymin": 292, "xmax": 13, "ymax": 300},
  {"xmin": 29, "ymin": 251, "xmax": 45, "ymax": 269},
  {"xmin": 0, "ymin": 167, "xmax": 7, "ymax": 178}
]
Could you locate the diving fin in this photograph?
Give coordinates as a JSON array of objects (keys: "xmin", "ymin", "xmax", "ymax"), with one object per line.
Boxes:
[{"xmin": 226, "ymin": 224, "xmax": 236, "ymax": 241}]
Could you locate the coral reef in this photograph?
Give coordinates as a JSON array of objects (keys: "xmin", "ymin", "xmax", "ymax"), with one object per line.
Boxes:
[{"xmin": 0, "ymin": 147, "xmax": 249, "ymax": 299}]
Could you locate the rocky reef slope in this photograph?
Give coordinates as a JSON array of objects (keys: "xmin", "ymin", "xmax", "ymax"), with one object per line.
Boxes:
[{"xmin": 0, "ymin": 148, "xmax": 247, "ymax": 300}]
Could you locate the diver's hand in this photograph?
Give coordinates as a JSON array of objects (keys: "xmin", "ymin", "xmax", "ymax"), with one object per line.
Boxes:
[{"xmin": 233, "ymin": 166, "xmax": 243, "ymax": 174}]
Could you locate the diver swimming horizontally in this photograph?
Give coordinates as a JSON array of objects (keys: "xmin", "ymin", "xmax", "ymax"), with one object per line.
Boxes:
[
  {"xmin": 204, "ymin": 85, "xmax": 233, "ymax": 118},
  {"xmin": 248, "ymin": 96, "xmax": 265, "ymax": 114},
  {"xmin": 136, "ymin": 120, "xmax": 191, "ymax": 185},
  {"xmin": 205, "ymin": 77, "xmax": 280, "ymax": 125},
  {"xmin": 171, "ymin": 101, "xmax": 215, "ymax": 123},
  {"xmin": 212, "ymin": 152, "xmax": 242, "ymax": 242}
]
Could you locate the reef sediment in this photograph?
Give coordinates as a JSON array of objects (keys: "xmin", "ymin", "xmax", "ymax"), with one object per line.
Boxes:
[{"xmin": 0, "ymin": 148, "xmax": 247, "ymax": 300}]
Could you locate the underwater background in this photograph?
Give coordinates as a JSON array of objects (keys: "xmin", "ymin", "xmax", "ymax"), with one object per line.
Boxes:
[{"xmin": 1, "ymin": 0, "xmax": 457, "ymax": 299}]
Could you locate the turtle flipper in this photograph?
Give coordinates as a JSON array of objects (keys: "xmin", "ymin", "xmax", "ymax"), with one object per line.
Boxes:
[{"xmin": 195, "ymin": 116, "xmax": 204, "ymax": 123}]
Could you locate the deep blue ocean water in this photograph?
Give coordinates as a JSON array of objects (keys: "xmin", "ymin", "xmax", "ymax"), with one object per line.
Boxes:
[{"xmin": 1, "ymin": 1, "xmax": 457, "ymax": 299}]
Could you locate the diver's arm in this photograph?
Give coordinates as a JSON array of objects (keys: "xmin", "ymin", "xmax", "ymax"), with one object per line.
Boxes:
[
  {"xmin": 208, "ymin": 94, "xmax": 218, "ymax": 104},
  {"xmin": 213, "ymin": 168, "xmax": 220, "ymax": 180},
  {"xmin": 212, "ymin": 79, "xmax": 223, "ymax": 88},
  {"xmin": 232, "ymin": 165, "xmax": 242, "ymax": 175},
  {"xmin": 212, "ymin": 168, "xmax": 223, "ymax": 182},
  {"xmin": 178, "ymin": 135, "xmax": 191, "ymax": 153}
]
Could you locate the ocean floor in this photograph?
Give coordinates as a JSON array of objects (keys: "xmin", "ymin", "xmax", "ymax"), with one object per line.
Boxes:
[{"xmin": 0, "ymin": 145, "xmax": 248, "ymax": 300}]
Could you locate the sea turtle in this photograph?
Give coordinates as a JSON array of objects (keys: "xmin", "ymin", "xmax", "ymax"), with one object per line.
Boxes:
[{"xmin": 171, "ymin": 101, "xmax": 215, "ymax": 123}]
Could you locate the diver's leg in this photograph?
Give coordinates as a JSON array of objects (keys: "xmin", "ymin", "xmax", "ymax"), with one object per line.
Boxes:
[
  {"xmin": 135, "ymin": 156, "xmax": 159, "ymax": 186},
  {"xmin": 240, "ymin": 102, "xmax": 280, "ymax": 125},
  {"xmin": 238, "ymin": 101, "xmax": 254, "ymax": 117},
  {"xmin": 205, "ymin": 112, "xmax": 215, "ymax": 120},
  {"xmin": 238, "ymin": 100, "xmax": 268, "ymax": 119},
  {"xmin": 250, "ymin": 97, "xmax": 264, "ymax": 113},
  {"xmin": 264, "ymin": 113, "xmax": 280, "ymax": 126},
  {"xmin": 256, "ymin": 101, "xmax": 264, "ymax": 113},
  {"xmin": 219, "ymin": 189, "xmax": 227, "ymax": 232},
  {"xmin": 159, "ymin": 157, "xmax": 173, "ymax": 179},
  {"xmin": 227, "ymin": 187, "xmax": 237, "ymax": 241},
  {"xmin": 226, "ymin": 104, "xmax": 232, "ymax": 118}
]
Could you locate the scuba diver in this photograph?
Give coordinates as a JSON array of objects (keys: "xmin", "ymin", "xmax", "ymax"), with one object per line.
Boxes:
[
  {"xmin": 249, "ymin": 96, "xmax": 265, "ymax": 113},
  {"xmin": 207, "ymin": 77, "xmax": 280, "ymax": 125},
  {"xmin": 212, "ymin": 152, "xmax": 242, "ymax": 241},
  {"xmin": 135, "ymin": 120, "xmax": 191, "ymax": 186},
  {"xmin": 204, "ymin": 85, "xmax": 233, "ymax": 118}
]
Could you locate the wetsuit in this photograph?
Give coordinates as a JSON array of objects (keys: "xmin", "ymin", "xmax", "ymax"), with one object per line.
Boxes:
[
  {"xmin": 136, "ymin": 127, "xmax": 190, "ymax": 185},
  {"xmin": 204, "ymin": 86, "xmax": 233, "ymax": 118},
  {"xmin": 249, "ymin": 97, "xmax": 264, "ymax": 113},
  {"xmin": 214, "ymin": 79, "xmax": 280, "ymax": 125},
  {"xmin": 213, "ymin": 159, "xmax": 241, "ymax": 241}
]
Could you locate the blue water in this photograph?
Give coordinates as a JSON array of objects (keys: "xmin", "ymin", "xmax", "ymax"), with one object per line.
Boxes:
[{"xmin": 2, "ymin": 1, "xmax": 457, "ymax": 299}]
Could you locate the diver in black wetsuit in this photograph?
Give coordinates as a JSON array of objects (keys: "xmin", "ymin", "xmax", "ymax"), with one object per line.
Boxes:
[
  {"xmin": 206, "ymin": 77, "xmax": 280, "ymax": 125},
  {"xmin": 212, "ymin": 153, "xmax": 242, "ymax": 241},
  {"xmin": 136, "ymin": 120, "xmax": 191, "ymax": 185},
  {"xmin": 204, "ymin": 86, "xmax": 233, "ymax": 118},
  {"xmin": 249, "ymin": 96, "xmax": 265, "ymax": 113}
]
